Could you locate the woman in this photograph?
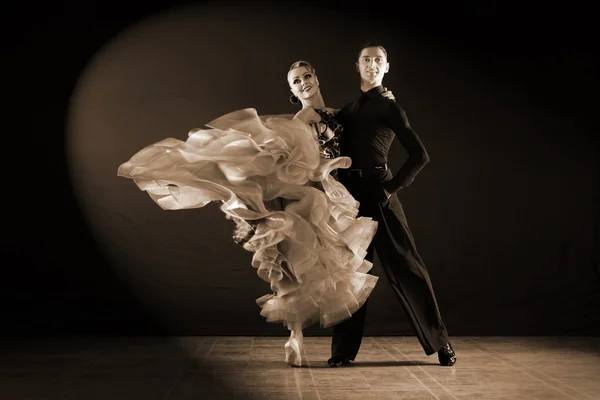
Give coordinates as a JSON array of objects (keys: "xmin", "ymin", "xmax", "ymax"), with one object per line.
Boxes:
[{"xmin": 117, "ymin": 61, "xmax": 393, "ymax": 367}]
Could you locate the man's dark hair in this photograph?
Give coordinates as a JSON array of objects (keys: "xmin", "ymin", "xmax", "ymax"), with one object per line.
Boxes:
[{"xmin": 357, "ymin": 42, "xmax": 388, "ymax": 60}]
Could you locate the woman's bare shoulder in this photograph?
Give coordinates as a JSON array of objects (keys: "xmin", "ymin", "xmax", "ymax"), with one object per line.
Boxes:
[{"xmin": 293, "ymin": 107, "xmax": 321, "ymax": 124}]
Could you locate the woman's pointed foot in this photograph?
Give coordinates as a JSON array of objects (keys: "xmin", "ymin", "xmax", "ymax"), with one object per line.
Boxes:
[{"xmin": 284, "ymin": 337, "xmax": 302, "ymax": 367}]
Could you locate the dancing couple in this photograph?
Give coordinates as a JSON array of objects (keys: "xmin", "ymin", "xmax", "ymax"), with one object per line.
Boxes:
[{"xmin": 118, "ymin": 43, "xmax": 457, "ymax": 368}]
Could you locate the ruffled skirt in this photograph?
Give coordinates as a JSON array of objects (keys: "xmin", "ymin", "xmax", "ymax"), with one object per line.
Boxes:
[{"xmin": 118, "ymin": 108, "xmax": 379, "ymax": 329}]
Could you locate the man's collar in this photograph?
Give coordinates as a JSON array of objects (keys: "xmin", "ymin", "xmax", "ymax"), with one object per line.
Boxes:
[{"xmin": 361, "ymin": 85, "xmax": 384, "ymax": 98}]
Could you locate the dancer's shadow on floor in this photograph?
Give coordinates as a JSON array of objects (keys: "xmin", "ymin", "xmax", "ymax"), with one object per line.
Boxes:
[{"xmin": 305, "ymin": 360, "xmax": 438, "ymax": 368}]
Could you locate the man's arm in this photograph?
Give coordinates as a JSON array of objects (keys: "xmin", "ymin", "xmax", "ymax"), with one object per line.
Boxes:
[{"xmin": 383, "ymin": 102, "xmax": 430, "ymax": 194}]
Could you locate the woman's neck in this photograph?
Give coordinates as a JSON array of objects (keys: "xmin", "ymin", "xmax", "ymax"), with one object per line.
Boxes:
[{"xmin": 301, "ymin": 93, "xmax": 325, "ymax": 109}]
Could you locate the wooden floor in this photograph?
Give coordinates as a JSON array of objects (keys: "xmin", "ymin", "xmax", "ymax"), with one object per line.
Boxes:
[{"xmin": 1, "ymin": 336, "xmax": 599, "ymax": 399}]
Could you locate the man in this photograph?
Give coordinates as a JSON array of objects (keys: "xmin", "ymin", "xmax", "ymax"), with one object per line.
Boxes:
[{"xmin": 330, "ymin": 43, "xmax": 457, "ymax": 367}]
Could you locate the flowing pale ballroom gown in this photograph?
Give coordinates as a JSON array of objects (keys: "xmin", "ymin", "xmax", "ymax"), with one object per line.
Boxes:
[{"xmin": 118, "ymin": 108, "xmax": 379, "ymax": 330}]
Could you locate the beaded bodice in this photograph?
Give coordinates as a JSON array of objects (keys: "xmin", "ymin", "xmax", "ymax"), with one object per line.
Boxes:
[{"xmin": 314, "ymin": 108, "xmax": 343, "ymax": 159}]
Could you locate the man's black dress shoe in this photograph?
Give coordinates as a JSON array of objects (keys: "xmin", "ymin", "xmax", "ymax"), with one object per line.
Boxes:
[
  {"xmin": 327, "ymin": 356, "xmax": 351, "ymax": 367},
  {"xmin": 438, "ymin": 343, "xmax": 457, "ymax": 366}
]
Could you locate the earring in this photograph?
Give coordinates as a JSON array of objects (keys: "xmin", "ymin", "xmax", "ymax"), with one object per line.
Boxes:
[{"xmin": 289, "ymin": 94, "xmax": 299, "ymax": 105}]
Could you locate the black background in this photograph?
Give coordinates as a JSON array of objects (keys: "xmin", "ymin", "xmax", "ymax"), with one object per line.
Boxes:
[{"xmin": 3, "ymin": 0, "xmax": 599, "ymax": 338}]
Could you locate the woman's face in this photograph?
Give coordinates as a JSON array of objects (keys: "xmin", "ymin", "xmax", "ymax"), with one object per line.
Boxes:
[{"xmin": 288, "ymin": 66, "xmax": 319, "ymax": 102}]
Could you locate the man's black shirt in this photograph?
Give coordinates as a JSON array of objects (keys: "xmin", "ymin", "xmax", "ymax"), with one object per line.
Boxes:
[{"xmin": 336, "ymin": 85, "xmax": 430, "ymax": 194}]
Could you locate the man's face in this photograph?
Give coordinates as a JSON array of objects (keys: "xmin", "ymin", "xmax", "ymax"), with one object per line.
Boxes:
[
  {"xmin": 356, "ymin": 47, "xmax": 389, "ymax": 85},
  {"xmin": 288, "ymin": 66, "xmax": 319, "ymax": 101}
]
